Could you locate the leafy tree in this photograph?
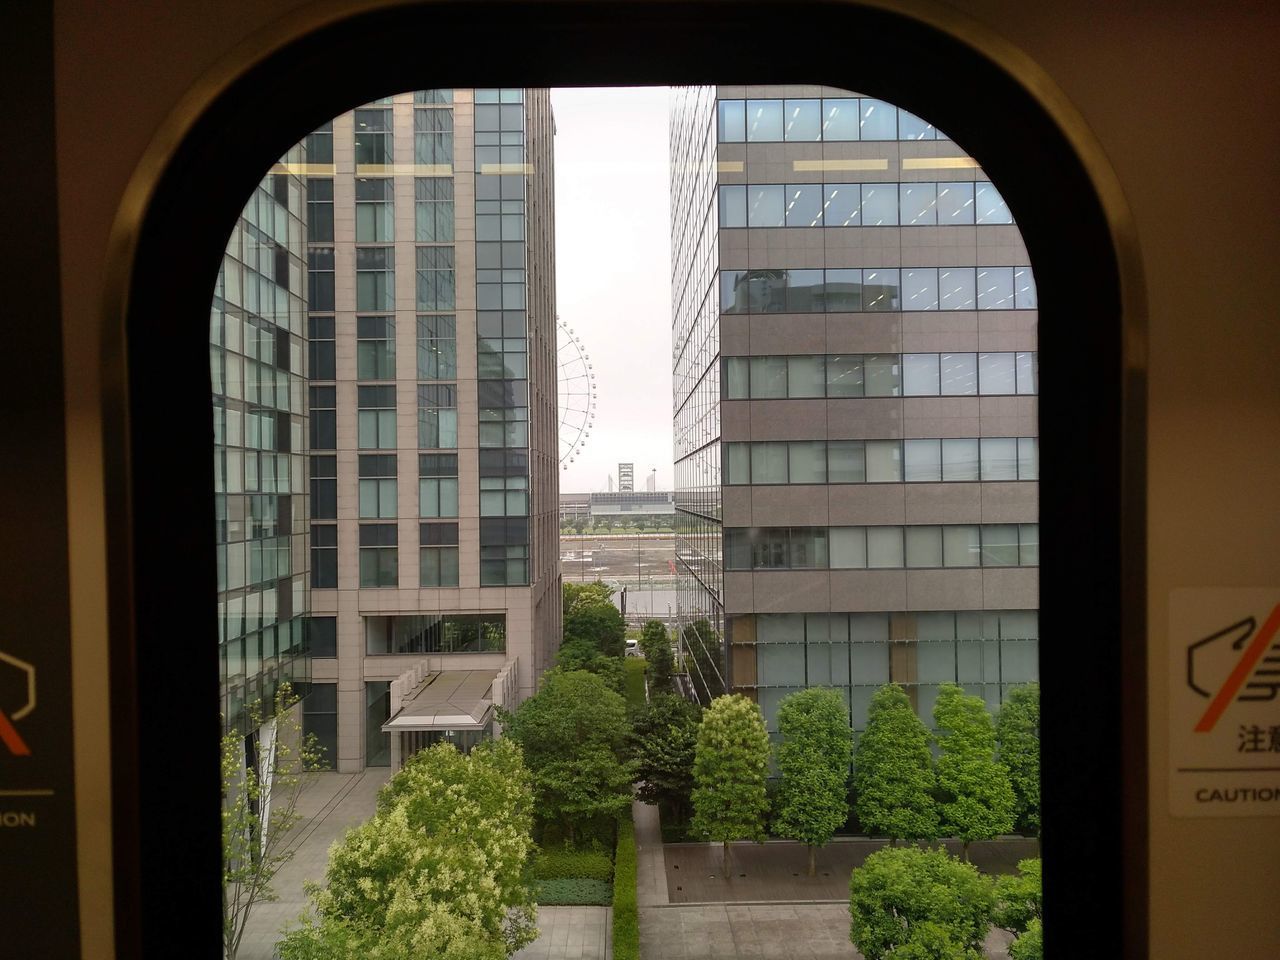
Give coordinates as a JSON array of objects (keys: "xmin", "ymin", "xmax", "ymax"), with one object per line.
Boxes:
[
  {"xmin": 849, "ymin": 846, "xmax": 994, "ymax": 960},
  {"xmin": 563, "ymin": 581, "xmax": 626, "ymax": 657},
  {"xmin": 638, "ymin": 620, "xmax": 675, "ymax": 692},
  {"xmin": 773, "ymin": 687, "xmax": 852, "ymax": 876},
  {"xmin": 996, "ymin": 684, "xmax": 1040, "ymax": 834},
  {"xmin": 1008, "ymin": 918, "xmax": 1043, "ymax": 960},
  {"xmin": 222, "ymin": 683, "xmax": 325, "ymax": 960},
  {"xmin": 555, "ymin": 637, "xmax": 625, "ymax": 692},
  {"xmin": 690, "ymin": 694, "xmax": 771, "ymax": 872},
  {"xmin": 501, "ymin": 670, "xmax": 633, "ymax": 842},
  {"xmin": 854, "ymin": 683, "xmax": 939, "ymax": 843},
  {"xmin": 628, "ymin": 693, "xmax": 702, "ymax": 824},
  {"xmin": 279, "ymin": 738, "xmax": 537, "ymax": 958},
  {"xmin": 993, "ymin": 858, "xmax": 1042, "ymax": 934},
  {"xmin": 933, "ymin": 684, "xmax": 1016, "ymax": 860}
]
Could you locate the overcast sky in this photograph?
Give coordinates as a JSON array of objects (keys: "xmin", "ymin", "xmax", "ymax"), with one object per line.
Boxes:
[{"xmin": 551, "ymin": 87, "xmax": 674, "ymax": 494}]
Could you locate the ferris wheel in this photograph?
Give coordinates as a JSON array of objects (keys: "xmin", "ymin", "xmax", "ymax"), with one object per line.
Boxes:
[{"xmin": 557, "ymin": 318, "xmax": 597, "ymax": 468}]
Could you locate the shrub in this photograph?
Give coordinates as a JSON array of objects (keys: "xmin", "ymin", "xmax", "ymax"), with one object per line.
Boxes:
[
  {"xmin": 993, "ymin": 858, "xmax": 1042, "ymax": 934},
  {"xmin": 628, "ymin": 693, "xmax": 702, "ymax": 825},
  {"xmin": 849, "ymin": 846, "xmax": 994, "ymax": 960},
  {"xmin": 532, "ymin": 844, "xmax": 615, "ymax": 883},
  {"xmin": 534, "ymin": 878, "xmax": 613, "ymax": 906},
  {"xmin": 612, "ymin": 815, "xmax": 639, "ymax": 960},
  {"xmin": 1008, "ymin": 918, "xmax": 1043, "ymax": 960}
]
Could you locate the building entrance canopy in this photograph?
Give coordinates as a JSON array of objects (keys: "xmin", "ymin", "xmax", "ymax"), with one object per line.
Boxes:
[{"xmin": 381, "ymin": 669, "xmax": 497, "ymax": 733}]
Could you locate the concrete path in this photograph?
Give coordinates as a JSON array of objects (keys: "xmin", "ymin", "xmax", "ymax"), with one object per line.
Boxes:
[
  {"xmin": 634, "ymin": 799, "xmax": 669, "ymax": 906},
  {"xmin": 514, "ymin": 905, "xmax": 613, "ymax": 960},
  {"xmin": 236, "ymin": 768, "xmax": 390, "ymax": 960}
]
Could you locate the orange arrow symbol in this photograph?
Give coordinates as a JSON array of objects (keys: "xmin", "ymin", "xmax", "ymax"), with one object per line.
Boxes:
[{"xmin": 0, "ymin": 709, "xmax": 31, "ymax": 756}]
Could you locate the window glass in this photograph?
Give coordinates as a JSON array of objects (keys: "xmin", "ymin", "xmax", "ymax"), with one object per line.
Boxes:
[
  {"xmin": 917, "ymin": 641, "xmax": 956, "ymax": 682},
  {"xmin": 721, "ymin": 270, "xmax": 749, "ymax": 315},
  {"xmin": 788, "ymin": 527, "xmax": 828, "ymax": 569},
  {"xmin": 938, "ymin": 267, "xmax": 976, "ymax": 310},
  {"xmin": 902, "ymin": 269, "xmax": 939, "ymax": 312},
  {"xmin": 1017, "ymin": 438, "xmax": 1039, "ymax": 480},
  {"xmin": 356, "ymin": 315, "xmax": 396, "ymax": 380},
  {"xmin": 866, "ymin": 527, "xmax": 904, "ymax": 568},
  {"xmin": 977, "ymin": 266, "xmax": 1015, "ymax": 309},
  {"xmin": 905, "ymin": 526, "xmax": 943, "ymax": 567},
  {"xmin": 758, "ymin": 644, "xmax": 806, "ymax": 686},
  {"xmin": 827, "ymin": 441, "xmax": 866, "ymax": 483},
  {"xmin": 725, "ymin": 356, "xmax": 750, "ymax": 399},
  {"xmin": 898, "ymin": 109, "xmax": 936, "ymax": 140},
  {"xmin": 417, "ymin": 315, "xmax": 457, "ymax": 380},
  {"xmin": 826, "ymin": 355, "xmax": 864, "ymax": 397},
  {"xmin": 830, "ymin": 527, "xmax": 867, "ymax": 568},
  {"xmin": 941, "ymin": 438, "xmax": 980, "ymax": 481},
  {"xmin": 719, "ymin": 185, "xmax": 746, "ymax": 227},
  {"xmin": 786, "ymin": 269, "xmax": 825, "ymax": 312},
  {"xmin": 975, "ymin": 182, "xmax": 1013, "ymax": 223},
  {"xmin": 750, "ymin": 356, "xmax": 787, "ymax": 398},
  {"xmin": 1018, "ymin": 524, "xmax": 1040, "ymax": 566},
  {"xmin": 725, "ymin": 443, "xmax": 750, "ymax": 485},
  {"xmin": 787, "ymin": 355, "xmax": 825, "ymax": 397},
  {"xmin": 939, "ymin": 353, "xmax": 978, "ymax": 395},
  {"xmin": 747, "ymin": 184, "xmax": 785, "ymax": 227},
  {"xmin": 903, "ymin": 353, "xmax": 940, "ymax": 395},
  {"xmin": 824, "ymin": 268, "xmax": 862, "ymax": 312},
  {"xmin": 717, "ymin": 99, "xmax": 746, "ymax": 142},
  {"xmin": 745, "ymin": 99, "xmax": 784, "ymax": 141},
  {"xmin": 1014, "ymin": 268, "xmax": 1037, "ymax": 309},
  {"xmin": 1016, "ymin": 352, "xmax": 1038, "ymax": 395},
  {"xmin": 750, "ymin": 443, "xmax": 788, "ymax": 484},
  {"xmin": 784, "ymin": 184, "xmax": 823, "ymax": 227},
  {"xmin": 980, "ymin": 438, "xmax": 1019, "ymax": 481},
  {"xmin": 859, "ymin": 99, "xmax": 898, "ymax": 139},
  {"xmin": 900, "ymin": 183, "xmax": 937, "ymax": 225},
  {"xmin": 860, "ymin": 183, "xmax": 898, "ymax": 225},
  {"xmin": 822, "ymin": 184, "xmax": 860, "ymax": 226},
  {"xmin": 943, "ymin": 525, "xmax": 981, "ymax": 566},
  {"xmin": 865, "ymin": 441, "xmax": 902, "ymax": 482},
  {"xmin": 862, "ymin": 269, "xmax": 900, "ymax": 310},
  {"xmin": 981, "ymin": 524, "xmax": 1020, "ymax": 566},
  {"xmin": 978, "ymin": 352, "xmax": 1017, "ymax": 394},
  {"xmin": 789, "ymin": 441, "xmax": 827, "ymax": 483},
  {"xmin": 937, "ymin": 182, "xmax": 974, "ymax": 224},
  {"xmin": 415, "ymin": 178, "xmax": 455, "ymax": 242},
  {"xmin": 821, "ymin": 98, "xmax": 859, "ymax": 140},
  {"xmin": 864, "ymin": 354, "xmax": 901, "ymax": 396},
  {"xmin": 903, "ymin": 439, "xmax": 941, "ymax": 482},
  {"xmin": 783, "ymin": 99, "xmax": 822, "ymax": 141}
]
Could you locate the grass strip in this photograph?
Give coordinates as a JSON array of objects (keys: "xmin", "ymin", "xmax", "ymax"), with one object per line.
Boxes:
[{"xmin": 612, "ymin": 812, "xmax": 639, "ymax": 960}]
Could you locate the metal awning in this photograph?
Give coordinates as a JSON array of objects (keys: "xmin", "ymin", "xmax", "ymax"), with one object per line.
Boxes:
[{"xmin": 381, "ymin": 669, "xmax": 497, "ymax": 732}]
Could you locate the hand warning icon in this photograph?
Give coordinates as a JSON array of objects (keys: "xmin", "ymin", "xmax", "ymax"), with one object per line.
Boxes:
[{"xmin": 0, "ymin": 650, "xmax": 35, "ymax": 756}]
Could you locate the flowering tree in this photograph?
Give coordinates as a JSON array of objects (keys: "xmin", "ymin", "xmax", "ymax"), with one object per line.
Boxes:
[{"xmin": 690, "ymin": 694, "xmax": 771, "ymax": 872}]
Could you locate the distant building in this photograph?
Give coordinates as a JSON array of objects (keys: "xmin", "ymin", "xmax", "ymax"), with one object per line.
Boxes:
[
  {"xmin": 618, "ymin": 462, "xmax": 635, "ymax": 491},
  {"xmin": 645, "ymin": 469, "xmax": 657, "ymax": 493},
  {"xmin": 559, "ymin": 490, "xmax": 675, "ymax": 527}
]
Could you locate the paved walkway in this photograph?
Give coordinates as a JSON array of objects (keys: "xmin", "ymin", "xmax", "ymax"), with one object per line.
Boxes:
[
  {"xmin": 237, "ymin": 768, "xmax": 390, "ymax": 960},
  {"xmin": 634, "ymin": 799, "xmax": 669, "ymax": 906},
  {"xmin": 514, "ymin": 906, "xmax": 612, "ymax": 960}
]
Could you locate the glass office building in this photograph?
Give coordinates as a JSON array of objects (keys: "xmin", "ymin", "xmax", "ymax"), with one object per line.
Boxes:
[{"xmin": 670, "ymin": 86, "xmax": 1039, "ymax": 731}]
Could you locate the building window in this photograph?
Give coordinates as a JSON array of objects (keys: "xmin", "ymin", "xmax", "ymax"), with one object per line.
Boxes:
[
  {"xmin": 366, "ymin": 613, "xmax": 506, "ymax": 655},
  {"xmin": 416, "ymin": 315, "xmax": 457, "ymax": 379},
  {"xmin": 308, "ymin": 385, "xmax": 336, "ymax": 449},
  {"xmin": 304, "ymin": 121, "xmax": 333, "ymax": 163},
  {"xmin": 358, "ymin": 454, "xmax": 398, "ymax": 519},
  {"xmin": 419, "ymin": 453, "xmax": 459, "ymax": 518},
  {"xmin": 723, "ymin": 353, "xmax": 1038, "ymax": 399},
  {"xmin": 358, "ymin": 523, "xmax": 398, "ymax": 587},
  {"xmin": 355, "ymin": 178, "xmax": 394, "ymax": 242},
  {"xmin": 479, "ymin": 449, "xmax": 530, "ymax": 517},
  {"xmin": 356, "ymin": 315, "xmax": 396, "ymax": 380},
  {"xmin": 480, "ymin": 518, "xmax": 529, "ymax": 586},
  {"xmin": 310, "ymin": 454, "xmax": 337, "ymax": 518},
  {"xmin": 311, "ymin": 523, "xmax": 337, "ymax": 588},
  {"xmin": 354, "ymin": 108, "xmax": 392, "ymax": 165},
  {"xmin": 477, "ymin": 325, "xmax": 528, "ymax": 378},
  {"xmin": 724, "ymin": 524, "xmax": 1041, "ymax": 571},
  {"xmin": 302, "ymin": 682, "xmax": 337, "ymax": 770},
  {"xmin": 306, "ymin": 179, "xmax": 334, "ymax": 242},
  {"xmin": 307, "ymin": 316, "xmax": 335, "ymax": 380},
  {"xmin": 416, "ymin": 247, "xmax": 456, "ymax": 310},
  {"xmin": 307, "ymin": 616, "xmax": 337, "ymax": 658},
  {"xmin": 417, "ymin": 384, "xmax": 458, "ymax": 448},
  {"xmin": 355, "ymin": 246, "xmax": 394, "ymax": 311},
  {"xmin": 414, "ymin": 89, "xmax": 454, "ymax": 104},
  {"xmin": 478, "ymin": 379, "xmax": 528, "ymax": 448},
  {"xmin": 365, "ymin": 681, "xmax": 391, "ymax": 767},
  {"xmin": 415, "ymin": 178, "xmax": 455, "ymax": 242},
  {"xmin": 414, "ymin": 108, "xmax": 454, "ymax": 166},
  {"xmin": 420, "ymin": 523, "xmax": 460, "ymax": 587},
  {"xmin": 357, "ymin": 385, "xmax": 396, "ymax": 449},
  {"xmin": 307, "ymin": 246, "xmax": 335, "ymax": 311}
]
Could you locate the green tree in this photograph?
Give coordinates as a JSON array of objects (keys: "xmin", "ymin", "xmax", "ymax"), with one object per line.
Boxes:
[
  {"xmin": 996, "ymin": 684, "xmax": 1040, "ymax": 834},
  {"xmin": 933, "ymin": 684, "xmax": 1016, "ymax": 860},
  {"xmin": 1008, "ymin": 918, "xmax": 1043, "ymax": 960},
  {"xmin": 849, "ymin": 846, "xmax": 994, "ymax": 960},
  {"xmin": 563, "ymin": 581, "xmax": 626, "ymax": 658},
  {"xmin": 222, "ymin": 683, "xmax": 325, "ymax": 960},
  {"xmin": 854, "ymin": 683, "xmax": 939, "ymax": 844},
  {"xmin": 628, "ymin": 693, "xmax": 702, "ymax": 824},
  {"xmin": 773, "ymin": 687, "xmax": 852, "ymax": 876},
  {"xmin": 993, "ymin": 858, "xmax": 1042, "ymax": 934},
  {"xmin": 690, "ymin": 694, "xmax": 771, "ymax": 872},
  {"xmin": 638, "ymin": 620, "xmax": 675, "ymax": 692},
  {"xmin": 555, "ymin": 637, "xmax": 625, "ymax": 692},
  {"xmin": 279, "ymin": 738, "xmax": 537, "ymax": 958},
  {"xmin": 501, "ymin": 670, "xmax": 633, "ymax": 842}
]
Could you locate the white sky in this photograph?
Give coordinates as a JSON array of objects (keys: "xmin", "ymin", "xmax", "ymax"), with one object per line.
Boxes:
[{"xmin": 551, "ymin": 87, "xmax": 674, "ymax": 494}]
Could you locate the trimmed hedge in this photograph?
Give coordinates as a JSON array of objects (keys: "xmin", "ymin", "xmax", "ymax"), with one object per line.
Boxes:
[
  {"xmin": 612, "ymin": 814, "xmax": 639, "ymax": 960},
  {"xmin": 535, "ymin": 878, "xmax": 613, "ymax": 906},
  {"xmin": 532, "ymin": 844, "xmax": 615, "ymax": 883}
]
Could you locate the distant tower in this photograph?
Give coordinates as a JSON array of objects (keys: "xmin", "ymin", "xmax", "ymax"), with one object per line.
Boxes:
[
  {"xmin": 646, "ymin": 469, "xmax": 657, "ymax": 493},
  {"xmin": 618, "ymin": 462, "xmax": 635, "ymax": 492},
  {"xmin": 608, "ymin": 473, "xmax": 615, "ymax": 493}
]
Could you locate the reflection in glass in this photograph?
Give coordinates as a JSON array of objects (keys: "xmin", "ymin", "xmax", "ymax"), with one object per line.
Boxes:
[{"xmin": 783, "ymin": 99, "xmax": 822, "ymax": 141}]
